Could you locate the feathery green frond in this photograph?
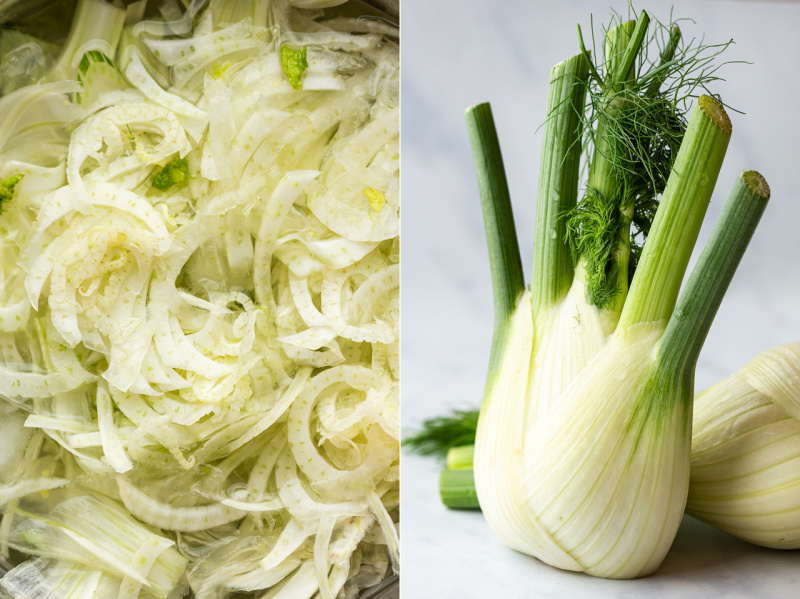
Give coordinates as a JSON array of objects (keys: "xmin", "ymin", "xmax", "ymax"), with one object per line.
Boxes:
[
  {"xmin": 404, "ymin": 409, "xmax": 480, "ymax": 459},
  {"xmin": 567, "ymin": 10, "xmax": 736, "ymax": 308}
]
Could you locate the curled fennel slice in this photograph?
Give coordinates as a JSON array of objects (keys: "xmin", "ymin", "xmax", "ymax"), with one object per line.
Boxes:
[{"xmin": 0, "ymin": 0, "xmax": 398, "ymax": 597}]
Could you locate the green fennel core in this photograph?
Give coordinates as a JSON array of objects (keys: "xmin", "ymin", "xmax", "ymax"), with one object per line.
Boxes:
[
  {"xmin": 280, "ymin": 45, "xmax": 309, "ymax": 91},
  {"xmin": 0, "ymin": 174, "xmax": 24, "ymax": 212},
  {"xmin": 152, "ymin": 157, "xmax": 190, "ymax": 191}
]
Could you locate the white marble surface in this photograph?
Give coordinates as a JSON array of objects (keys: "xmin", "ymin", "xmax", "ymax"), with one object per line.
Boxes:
[{"xmin": 400, "ymin": 0, "xmax": 800, "ymax": 596}]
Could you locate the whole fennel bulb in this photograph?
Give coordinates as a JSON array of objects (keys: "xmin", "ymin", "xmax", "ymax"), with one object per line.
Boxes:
[
  {"xmin": 688, "ymin": 343, "xmax": 800, "ymax": 549},
  {"xmin": 468, "ymin": 11, "xmax": 770, "ymax": 579}
]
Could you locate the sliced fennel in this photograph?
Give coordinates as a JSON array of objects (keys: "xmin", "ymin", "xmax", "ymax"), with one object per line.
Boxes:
[
  {"xmin": 6, "ymin": 495, "xmax": 187, "ymax": 595},
  {"xmin": 0, "ymin": 0, "xmax": 398, "ymax": 597},
  {"xmin": 462, "ymin": 10, "xmax": 767, "ymax": 579}
]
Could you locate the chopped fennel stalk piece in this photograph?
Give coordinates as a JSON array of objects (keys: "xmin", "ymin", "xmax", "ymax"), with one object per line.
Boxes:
[
  {"xmin": 0, "ymin": 0, "xmax": 398, "ymax": 596},
  {"xmin": 439, "ymin": 469, "xmax": 480, "ymax": 511},
  {"xmin": 445, "ymin": 444, "xmax": 474, "ymax": 471}
]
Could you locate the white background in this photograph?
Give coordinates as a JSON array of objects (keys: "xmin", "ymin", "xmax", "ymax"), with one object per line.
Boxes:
[{"xmin": 400, "ymin": 0, "xmax": 800, "ymax": 596}]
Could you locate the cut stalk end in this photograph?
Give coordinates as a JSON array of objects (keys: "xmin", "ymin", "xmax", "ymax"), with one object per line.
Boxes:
[
  {"xmin": 446, "ymin": 445, "xmax": 475, "ymax": 470},
  {"xmin": 698, "ymin": 95, "xmax": 732, "ymax": 134},
  {"xmin": 742, "ymin": 170, "xmax": 770, "ymax": 198}
]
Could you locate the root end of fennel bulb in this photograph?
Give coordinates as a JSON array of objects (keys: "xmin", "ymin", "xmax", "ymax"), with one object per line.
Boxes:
[{"xmin": 0, "ymin": 0, "xmax": 398, "ymax": 597}]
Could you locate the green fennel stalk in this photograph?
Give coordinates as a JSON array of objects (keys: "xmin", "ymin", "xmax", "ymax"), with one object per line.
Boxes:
[{"xmin": 466, "ymin": 52, "xmax": 589, "ymax": 569}]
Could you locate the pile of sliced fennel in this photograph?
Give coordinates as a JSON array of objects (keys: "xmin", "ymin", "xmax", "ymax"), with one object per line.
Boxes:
[{"xmin": 0, "ymin": 0, "xmax": 398, "ymax": 597}]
